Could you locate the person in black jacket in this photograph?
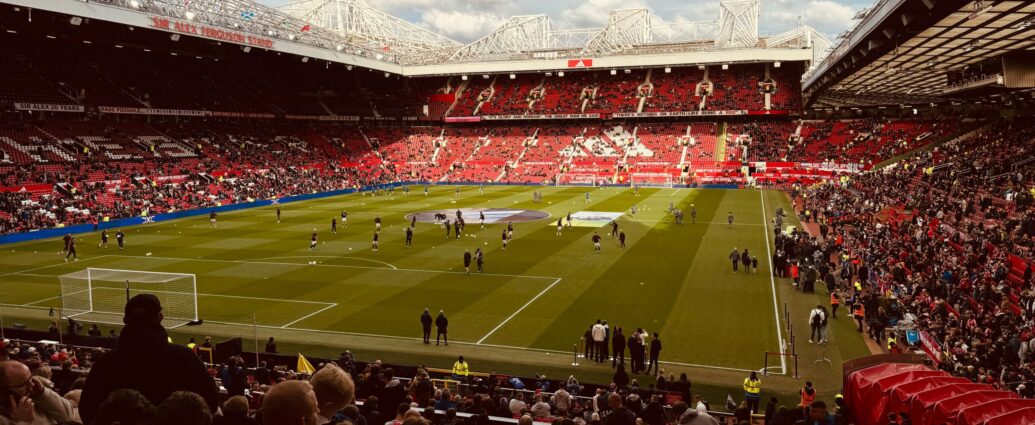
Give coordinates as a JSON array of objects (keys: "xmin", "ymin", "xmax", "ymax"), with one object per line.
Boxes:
[
  {"xmin": 603, "ymin": 394, "xmax": 635, "ymax": 425},
  {"xmin": 612, "ymin": 327, "xmax": 626, "ymax": 368},
  {"xmin": 79, "ymin": 294, "xmax": 218, "ymax": 424},
  {"xmin": 647, "ymin": 333, "xmax": 662, "ymax": 375},
  {"xmin": 436, "ymin": 310, "xmax": 448, "ymax": 345},
  {"xmin": 421, "ymin": 308, "xmax": 433, "ymax": 344}
]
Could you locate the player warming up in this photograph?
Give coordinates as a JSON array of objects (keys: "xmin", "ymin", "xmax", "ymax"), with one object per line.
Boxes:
[
  {"xmin": 276, "ymin": 207, "xmax": 281, "ymax": 223},
  {"xmin": 374, "ymin": 215, "xmax": 382, "ymax": 233},
  {"xmin": 209, "ymin": 211, "xmax": 217, "ymax": 228},
  {"xmin": 727, "ymin": 211, "xmax": 734, "ymax": 228},
  {"xmin": 475, "ymin": 248, "xmax": 484, "ymax": 273},
  {"xmin": 463, "ymin": 250, "xmax": 472, "ymax": 274},
  {"xmin": 331, "ymin": 218, "xmax": 337, "ymax": 234},
  {"xmin": 64, "ymin": 237, "xmax": 77, "ymax": 262},
  {"xmin": 480, "ymin": 211, "xmax": 485, "ymax": 229},
  {"xmin": 501, "ymin": 229, "xmax": 508, "ymax": 250},
  {"xmin": 115, "ymin": 230, "xmax": 125, "ymax": 250},
  {"xmin": 556, "ymin": 218, "xmax": 563, "ymax": 236},
  {"xmin": 372, "ymin": 231, "xmax": 379, "ymax": 252},
  {"xmin": 619, "ymin": 230, "xmax": 626, "ymax": 248},
  {"xmin": 690, "ymin": 205, "xmax": 697, "ymax": 224},
  {"xmin": 98, "ymin": 230, "xmax": 108, "ymax": 248},
  {"xmin": 341, "ymin": 210, "xmax": 347, "ymax": 226},
  {"xmin": 592, "ymin": 232, "xmax": 602, "ymax": 253},
  {"xmin": 405, "ymin": 226, "xmax": 413, "ymax": 247},
  {"xmin": 310, "ymin": 229, "xmax": 318, "ymax": 250}
]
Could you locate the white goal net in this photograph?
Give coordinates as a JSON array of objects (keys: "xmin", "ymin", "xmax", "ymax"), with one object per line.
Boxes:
[
  {"xmin": 59, "ymin": 268, "xmax": 198, "ymax": 328},
  {"xmin": 629, "ymin": 173, "xmax": 676, "ymax": 188}
]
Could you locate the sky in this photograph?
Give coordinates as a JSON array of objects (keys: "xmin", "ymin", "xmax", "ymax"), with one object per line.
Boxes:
[{"xmin": 261, "ymin": 0, "xmax": 874, "ymax": 44}]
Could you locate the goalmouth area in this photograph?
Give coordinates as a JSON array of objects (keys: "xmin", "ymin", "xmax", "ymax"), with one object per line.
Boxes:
[{"xmin": 0, "ymin": 185, "xmax": 873, "ymax": 399}]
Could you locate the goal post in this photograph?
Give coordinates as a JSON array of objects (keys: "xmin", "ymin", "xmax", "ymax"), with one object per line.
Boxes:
[
  {"xmin": 59, "ymin": 268, "xmax": 199, "ymax": 328},
  {"xmin": 629, "ymin": 173, "xmax": 676, "ymax": 188}
]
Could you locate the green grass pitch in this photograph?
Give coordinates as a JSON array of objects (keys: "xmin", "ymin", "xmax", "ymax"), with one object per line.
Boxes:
[{"xmin": 0, "ymin": 186, "xmax": 789, "ymax": 373}]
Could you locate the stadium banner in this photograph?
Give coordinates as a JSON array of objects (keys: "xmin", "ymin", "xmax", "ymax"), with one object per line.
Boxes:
[
  {"xmin": 284, "ymin": 114, "xmax": 361, "ymax": 122},
  {"xmin": 564, "ymin": 211, "xmax": 623, "ymax": 227},
  {"xmin": 98, "ymin": 106, "xmax": 207, "ymax": 117},
  {"xmin": 211, "ymin": 111, "xmax": 276, "ymax": 118},
  {"xmin": 747, "ymin": 110, "xmax": 790, "ymax": 116},
  {"xmin": 13, "ymin": 103, "xmax": 84, "ymax": 113},
  {"xmin": 918, "ymin": 330, "xmax": 943, "ymax": 366},
  {"xmin": 364, "ymin": 116, "xmax": 397, "ymax": 122},
  {"xmin": 481, "ymin": 113, "xmax": 600, "ymax": 121},
  {"xmin": 612, "ymin": 110, "xmax": 748, "ymax": 118},
  {"xmin": 567, "ymin": 59, "xmax": 593, "ymax": 68},
  {"xmin": 443, "ymin": 117, "xmax": 482, "ymax": 123},
  {"xmin": 0, "ymin": 184, "xmax": 53, "ymax": 193},
  {"xmin": 149, "ymin": 16, "xmax": 274, "ymax": 49}
]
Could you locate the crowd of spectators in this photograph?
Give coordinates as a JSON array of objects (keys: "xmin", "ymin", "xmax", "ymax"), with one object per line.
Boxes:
[{"xmin": 788, "ymin": 119, "xmax": 1035, "ymax": 401}]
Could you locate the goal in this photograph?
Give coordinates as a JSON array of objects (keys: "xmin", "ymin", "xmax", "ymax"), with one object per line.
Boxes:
[
  {"xmin": 629, "ymin": 173, "xmax": 676, "ymax": 188},
  {"xmin": 59, "ymin": 268, "xmax": 199, "ymax": 328}
]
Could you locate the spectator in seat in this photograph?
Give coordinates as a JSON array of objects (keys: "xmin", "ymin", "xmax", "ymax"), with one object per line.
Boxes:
[
  {"xmin": 310, "ymin": 363, "xmax": 355, "ymax": 424},
  {"xmin": 361, "ymin": 396, "xmax": 385, "ymax": 425},
  {"xmin": 0, "ymin": 360, "xmax": 75, "ymax": 425},
  {"xmin": 261, "ymin": 380, "xmax": 320, "ymax": 425},
  {"xmin": 214, "ymin": 395, "xmax": 257, "ymax": 425},
  {"xmin": 154, "ymin": 391, "xmax": 212, "ymax": 425},
  {"xmin": 87, "ymin": 389, "xmax": 155, "ymax": 425},
  {"xmin": 79, "ymin": 294, "xmax": 218, "ymax": 424},
  {"xmin": 603, "ymin": 394, "xmax": 635, "ymax": 425}
]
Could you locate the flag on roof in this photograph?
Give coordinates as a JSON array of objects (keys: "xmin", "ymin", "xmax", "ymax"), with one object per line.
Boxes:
[
  {"xmin": 240, "ymin": 10, "xmax": 255, "ymax": 20},
  {"xmin": 382, "ymin": 45, "xmax": 391, "ymax": 52},
  {"xmin": 297, "ymin": 353, "xmax": 315, "ymax": 374},
  {"xmin": 300, "ymin": 24, "xmax": 311, "ymax": 32}
]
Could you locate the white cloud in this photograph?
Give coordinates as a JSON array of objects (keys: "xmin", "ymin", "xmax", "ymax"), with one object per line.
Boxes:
[
  {"xmin": 261, "ymin": 0, "xmax": 864, "ymax": 43},
  {"xmin": 802, "ymin": 0, "xmax": 858, "ymax": 35},
  {"xmin": 419, "ymin": 9, "xmax": 508, "ymax": 41},
  {"xmin": 557, "ymin": 0, "xmax": 650, "ymax": 29}
]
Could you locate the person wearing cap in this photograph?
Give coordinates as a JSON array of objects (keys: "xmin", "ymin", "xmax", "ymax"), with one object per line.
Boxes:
[{"xmin": 78, "ymin": 294, "xmax": 218, "ymax": 424}]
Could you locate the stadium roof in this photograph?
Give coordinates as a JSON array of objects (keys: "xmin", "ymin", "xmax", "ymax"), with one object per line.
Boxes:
[
  {"xmin": 3, "ymin": 0, "xmax": 825, "ymax": 76},
  {"xmin": 803, "ymin": 0, "xmax": 1035, "ymax": 109}
]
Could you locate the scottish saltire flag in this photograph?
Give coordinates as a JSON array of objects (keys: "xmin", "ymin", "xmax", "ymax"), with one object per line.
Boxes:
[{"xmin": 240, "ymin": 10, "xmax": 255, "ymax": 20}]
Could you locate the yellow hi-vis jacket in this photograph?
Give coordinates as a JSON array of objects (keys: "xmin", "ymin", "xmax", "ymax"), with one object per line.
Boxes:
[
  {"xmin": 452, "ymin": 361, "xmax": 469, "ymax": 377},
  {"xmin": 743, "ymin": 378, "xmax": 761, "ymax": 395}
]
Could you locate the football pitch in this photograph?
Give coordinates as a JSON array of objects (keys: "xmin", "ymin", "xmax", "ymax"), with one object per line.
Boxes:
[{"xmin": 0, "ymin": 186, "xmax": 792, "ymax": 373}]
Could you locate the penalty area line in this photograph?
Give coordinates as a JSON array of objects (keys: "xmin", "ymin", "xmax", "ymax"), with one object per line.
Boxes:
[{"xmin": 476, "ymin": 278, "xmax": 562, "ymax": 345}]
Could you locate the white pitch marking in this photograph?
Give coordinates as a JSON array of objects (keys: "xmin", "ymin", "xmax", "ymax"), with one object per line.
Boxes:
[
  {"xmin": 250, "ymin": 255, "xmax": 398, "ymax": 270},
  {"xmin": 759, "ymin": 190, "xmax": 788, "ymax": 376},
  {"xmin": 477, "ymin": 277, "xmax": 562, "ymax": 344},
  {"xmin": 281, "ymin": 303, "xmax": 338, "ymax": 328},
  {"xmin": 106, "ymin": 255, "xmax": 560, "ymax": 280}
]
